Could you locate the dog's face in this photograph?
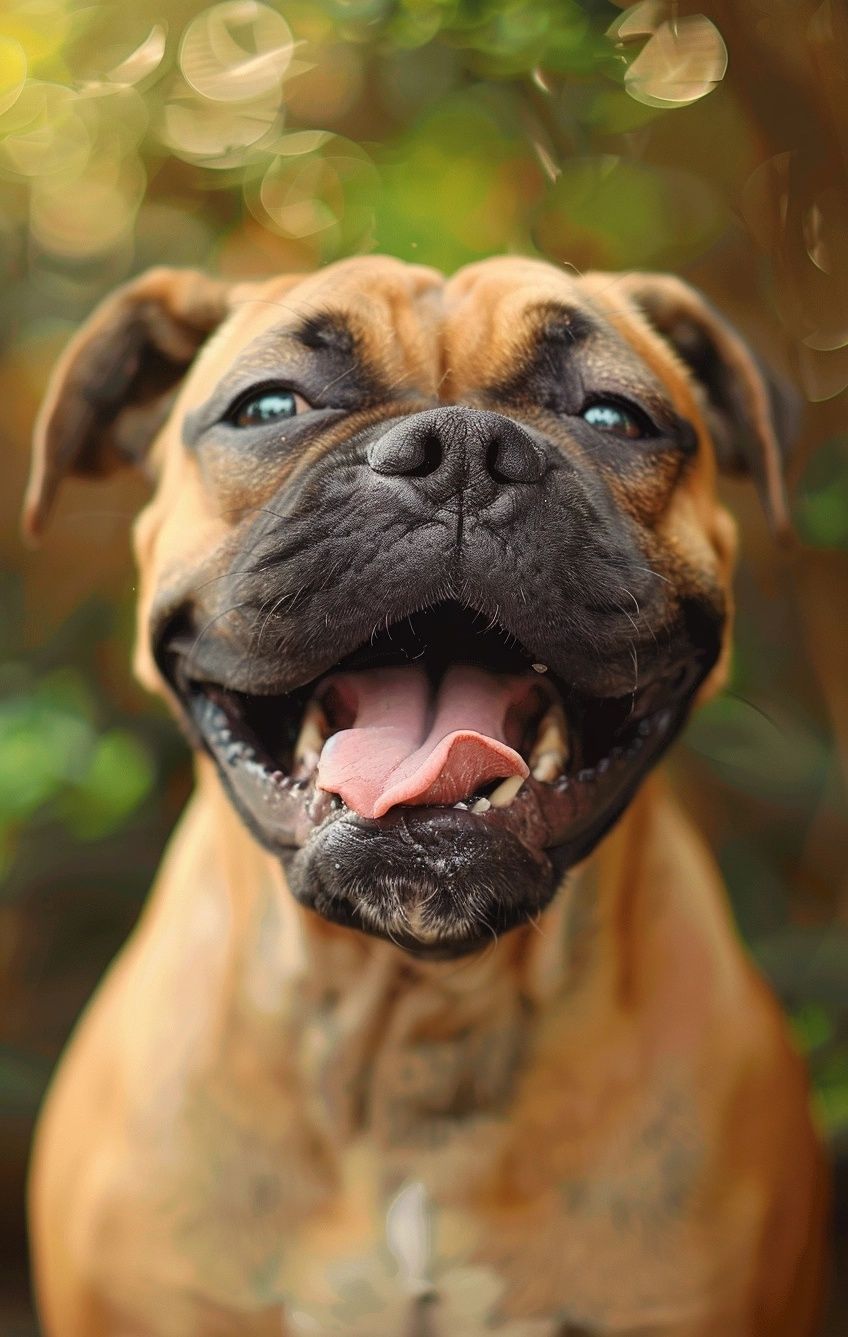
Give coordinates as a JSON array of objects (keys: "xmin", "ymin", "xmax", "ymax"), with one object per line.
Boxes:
[{"xmin": 25, "ymin": 255, "xmax": 791, "ymax": 956}]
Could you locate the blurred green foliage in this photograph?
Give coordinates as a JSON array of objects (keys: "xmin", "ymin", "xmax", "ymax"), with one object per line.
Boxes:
[
  {"xmin": 0, "ymin": 670, "xmax": 154, "ymax": 860},
  {"xmin": 0, "ymin": 0, "xmax": 758, "ymax": 290},
  {"xmin": 797, "ymin": 437, "xmax": 848, "ymax": 551},
  {"xmin": 1, "ymin": 0, "xmax": 847, "ymax": 1321}
]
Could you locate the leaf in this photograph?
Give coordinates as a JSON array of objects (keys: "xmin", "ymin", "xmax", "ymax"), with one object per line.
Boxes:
[{"xmin": 624, "ymin": 15, "xmax": 728, "ymax": 108}]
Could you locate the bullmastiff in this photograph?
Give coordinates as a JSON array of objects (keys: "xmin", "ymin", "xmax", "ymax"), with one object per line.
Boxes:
[{"xmin": 24, "ymin": 256, "xmax": 828, "ymax": 1336}]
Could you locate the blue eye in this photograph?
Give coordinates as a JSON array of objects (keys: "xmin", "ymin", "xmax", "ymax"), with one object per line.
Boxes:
[
  {"xmin": 581, "ymin": 401, "xmax": 646, "ymax": 440},
  {"xmin": 230, "ymin": 388, "xmax": 302, "ymax": 428}
]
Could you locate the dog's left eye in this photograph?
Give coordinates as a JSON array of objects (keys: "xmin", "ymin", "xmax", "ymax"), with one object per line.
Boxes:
[
  {"xmin": 228, "ymin": 387, "xmax": 309, "ymax": 428},
  {"xmin": 580, "ymin": 401, "xmax": 647, "ymax": 440}
]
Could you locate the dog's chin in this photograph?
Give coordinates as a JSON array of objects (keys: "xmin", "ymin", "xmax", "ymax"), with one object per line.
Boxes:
[
  {"xmin": 283, "ymin": 806, "xmax": 555, "ymax": 959},
  {"xmin": 160, "ymin": 600, "xmax": 714, "ymax": 957}
]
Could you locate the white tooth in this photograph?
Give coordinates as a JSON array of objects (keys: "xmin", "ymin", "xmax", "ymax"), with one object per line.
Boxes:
[
  {"xmin": 294, "ymin": 700, "xmax": 327, "ymax": 766},
  {"xmin": 471, "ymin": 796, "xmax": 491, "ymax": 813},
  {"xmin": 533, "ymin": 710, "xmax": 568, "ymax": 759},
  {"xmin": 532, "ymin": 662, "xmax": 548, "ymax": 674},
  {"xmin": 531, "ymin": 751, "xmax": 562, "ymax": 783},
  {"xmin": 489, "ymin": 775, "xmax": 525, "ymax": 808},
  {"xmin": 529, "ymin": 703, "xmax": 569, "ymax": 779}
]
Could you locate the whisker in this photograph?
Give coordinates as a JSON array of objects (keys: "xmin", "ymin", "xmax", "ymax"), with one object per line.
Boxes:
[
  {"xmin": 184, "ymin": 601, "xmax": 252, "ymax": 674},
  {"xmin": 633, "ymin": 564, "xmax": 673, "ymax": 587}
]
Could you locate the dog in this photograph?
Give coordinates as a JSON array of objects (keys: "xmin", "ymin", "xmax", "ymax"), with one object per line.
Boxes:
[{"xmin": 24, "ymin": 256, "xmax": 827, "ymax": 1336}]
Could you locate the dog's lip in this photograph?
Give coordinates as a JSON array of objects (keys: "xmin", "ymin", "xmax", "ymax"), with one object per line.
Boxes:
[
  {"xmin": 155, "ymin": 596, "xmax": 707, "ymax": 885},
  {"xmin": 156, "ymin": 597, "xmax": 549, "ymax": 702},
  {"xmin": 173, "ymin": 654, "xmax": 691, "ymax": 859}
]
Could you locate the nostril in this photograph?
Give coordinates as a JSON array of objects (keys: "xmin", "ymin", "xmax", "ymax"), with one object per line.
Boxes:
[
  {"xmin": 367, "ymin": 426, "xmax": 443, "ymax": 477},
  {"xmin": 405, "ymin": 429, "xmax": 442, "ymax": 478},
  {"xmin": 367, "ymin": 408, "xmax": 547, "ymax": 490},
  {"xmin": 487, "ymin": 430, "xmax": 545, "ymax": 485}
]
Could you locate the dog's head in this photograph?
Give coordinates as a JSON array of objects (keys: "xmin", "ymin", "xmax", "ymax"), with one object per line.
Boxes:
[{"xmin": 25, "ymin": 256, "xmax": 794, "ymax": 956}]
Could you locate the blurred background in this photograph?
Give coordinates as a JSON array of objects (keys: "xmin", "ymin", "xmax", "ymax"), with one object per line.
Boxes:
[{"xmin": 1, "ymin": 0, "xmax": 847, "ymax": 1331}]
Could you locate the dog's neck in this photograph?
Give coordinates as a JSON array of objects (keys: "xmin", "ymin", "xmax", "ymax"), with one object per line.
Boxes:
[{"xmin": 183, "ymin": 757, "xmax": 655, "ymax": 1154}]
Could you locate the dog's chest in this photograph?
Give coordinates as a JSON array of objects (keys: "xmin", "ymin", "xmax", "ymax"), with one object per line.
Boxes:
[
  {"xmin": 230, "ymin": 1127, "xmax": 713, "ymax": 1337},
  {"xmin": 132, "ymin": 977, "xmax": 718, "ymax": 1336},
  {"xmin": 271, "ymin": 970, "xmax": 549, "ymax": 1332},
  {"xmin": 272, "ymin": 1156, "xmax": 554, "ymax": 1337}
]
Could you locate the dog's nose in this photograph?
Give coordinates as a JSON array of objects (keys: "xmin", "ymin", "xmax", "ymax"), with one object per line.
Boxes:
[{"xmin": 367, "ymin": 407, "xmax": 545, "ymax": 501}]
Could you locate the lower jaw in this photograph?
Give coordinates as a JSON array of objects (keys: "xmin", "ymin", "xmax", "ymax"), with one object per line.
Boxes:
[
  {"xmin": 280, "ymin": 804, "xmax": 560, "ymax": 958},
  {"xmin": 189, "ymin": 690, "xmax": 683, "ymax": 956},
  {"xmin": 214, "ymin": 756, "xmax": 671, "ymax": 958}
]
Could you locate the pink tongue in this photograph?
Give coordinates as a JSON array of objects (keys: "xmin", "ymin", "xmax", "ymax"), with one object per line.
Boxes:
[{"xmin": 316, "ymin": 665, "xmax": 531, "ymax": 819}]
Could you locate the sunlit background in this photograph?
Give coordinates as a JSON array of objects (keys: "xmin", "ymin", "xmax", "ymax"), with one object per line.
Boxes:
[{"xmin": 1, "ymin": 1, "xmax": 847, "ymax": 1330}]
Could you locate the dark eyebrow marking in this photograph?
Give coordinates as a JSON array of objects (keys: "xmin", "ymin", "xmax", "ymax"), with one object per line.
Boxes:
[
  {"xmin": 485, "ymin": 302, "xmax": 596, "ymax": 406},
  {"xmin": 291, "ymin": 310, "xmax": 357, "ymax": 355},
  {"xmin": 527, "ymin": 301, "xmax": 597, "ymax": 347},
  {"xmin": 181, "ymin": 312, "xmax": 378, "ymax": 446}
]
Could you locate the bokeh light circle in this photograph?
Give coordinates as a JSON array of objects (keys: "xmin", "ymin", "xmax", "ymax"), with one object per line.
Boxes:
[
  {"xmin": 179, "ymin": 1, "xmax": 293, "ymax": 103},
  {"xmin": 0, "ymin": 36, "xmax": 27, "ymax": 117}
]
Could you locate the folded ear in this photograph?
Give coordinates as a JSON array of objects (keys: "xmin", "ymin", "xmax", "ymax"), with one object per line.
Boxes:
[
  {"xmin": 23, "ymin": 266, "xmax": 231, "ymax": 540},
  {"xmin": 611, "ymin": 272, "xmax": 798, "ymax": 541}
]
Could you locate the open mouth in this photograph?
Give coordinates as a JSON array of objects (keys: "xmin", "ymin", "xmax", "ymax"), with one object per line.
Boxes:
[{"xmin": 165, "ymin": 601, "xmax": 698, "ymax": 954}]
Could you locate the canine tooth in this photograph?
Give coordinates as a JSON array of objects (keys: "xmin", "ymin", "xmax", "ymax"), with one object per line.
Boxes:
[
  {"xmin": 531, "ymin": 751, "xmax": 562, "ymax": 783},
  {"xmin": 529, "ymin": 702, "xmax": 569, "ymax": 779},
  {"xmin": 471, "ymin": 796, "xmax": 491, "ymax": 813},
  {"xmin": 489, "ymin": 775, "xmax": 525, "ymax": 808},
  {"xmin": 294, "ymin": 699, "xmax": 327, "ymax": 766},
  {"xmin": 533, "ymin": 709, "xmax": 568, "ymax": 758}
]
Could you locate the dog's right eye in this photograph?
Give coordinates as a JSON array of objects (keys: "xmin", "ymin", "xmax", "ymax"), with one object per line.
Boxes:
[
  {"xmin": 226, "ymin": 386, "xmax": 310, "ymax": 428},
  {"xmin": 580, "ymin": 400, "xmax": 649, "ymax": 439}
]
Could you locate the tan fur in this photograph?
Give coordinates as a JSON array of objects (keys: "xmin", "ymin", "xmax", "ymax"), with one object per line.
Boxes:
[{"xmin": 27, "ymin": 257, "xmax": 827, "ymax": 1337}]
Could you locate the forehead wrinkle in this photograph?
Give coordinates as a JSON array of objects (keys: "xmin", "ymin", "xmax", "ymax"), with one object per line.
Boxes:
[
  {"xmin": 230, "ymin": 321, "xmax": 333, "ymax": 368},
  {"xmin": 192, "ymin": 259, "xmax": 446, "ymax": 404},
  {"xmin": 251, "ymin": 270, "xmax": 445, "ymax": 398},
  {"xmin": 444, "ymin": 284, "xmax": 591, "ymax": 392},
  {"xmin": 292, "ymin": 257, "xmax": 443, "ymax": 390},
  {"xmin": 174, "ymin": 287, "xmax": 335, "ymax": 407},
  {"xmin": 364, "ymin": 305, "xmax": 442, "ymax": 399},
  {"xmin": 182, "ymin": 328, "xmax": 322, "ymax": 421},
  {"xmin": 296, "ymin": 280, "xmax": 445, "ymax": 400},
  {"xmin": 443, "ymin": 258, "xmax": 587, "ymax": 370}
]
